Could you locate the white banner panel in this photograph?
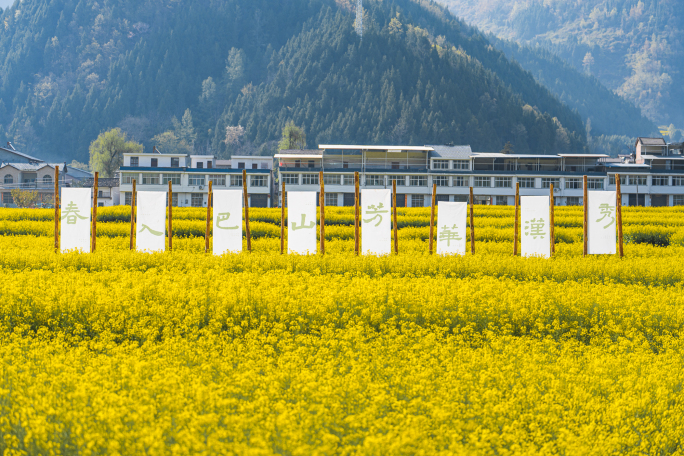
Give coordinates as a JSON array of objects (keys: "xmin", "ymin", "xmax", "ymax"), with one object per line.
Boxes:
[
  {"xmin": 436, "ymin": 202, "xmax": 467, "ymax": 256},
  {"xmin": 60, "ymin": 188, "xmax": 91, "ymax": 252},
  {"xmin": 361, "ymin": 189, "xmax": 391, "ymax": 256},
  {"xmin": 213, "ymin": 190, "xmax": 243, "ymax": 255},
  {"xmin": 288, "ymin": 191, "xmax": 317, "ymax": 255},
  {"xmin": 136, "ymin": 191, "xmax": 167, "ymax": 253},
  {"xmin": 588, "ymin": 190, "xmax": 617, "ymax": 255},
  {"xmin": 521, "ymin": 196, "xmax": 550, "ymax": 259}
]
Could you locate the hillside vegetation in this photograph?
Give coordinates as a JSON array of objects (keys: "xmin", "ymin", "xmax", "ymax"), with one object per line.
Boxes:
[
  {"xmin": 0, "ymin": 0, "xmax": 595, "ymax": 160},
  {"xmin": 438, "ymin": 0, "xmax": 684, "ymax": 127}
]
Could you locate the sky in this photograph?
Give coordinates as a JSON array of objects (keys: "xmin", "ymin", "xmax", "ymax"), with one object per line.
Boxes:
[{"xmin": 1, "ymin": 0, "xmax": 15, "ymax": 9}]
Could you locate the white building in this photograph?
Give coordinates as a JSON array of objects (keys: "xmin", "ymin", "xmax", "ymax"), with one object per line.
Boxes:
[{"xmin": 119, "ymin": 152, "xmax": 273, "ymax": 207}]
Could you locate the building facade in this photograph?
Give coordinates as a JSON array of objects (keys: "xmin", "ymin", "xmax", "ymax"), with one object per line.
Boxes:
[
  {"xmin": 275, "ymin": 140, "xmax": 684, "ymax": 207},
  {"xmin": 119, "ymin": 153, "xmax": 274, "ymax": 207}
]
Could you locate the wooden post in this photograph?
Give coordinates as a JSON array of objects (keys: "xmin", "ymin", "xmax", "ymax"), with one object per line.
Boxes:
[
  {"xmin": 205, "ymin": 181, "xmax": 212, "ymax": 253},
  {"xmin": 54, "ymin": 166, "xmax": 60, "ymax": 252},
  {"xmin": 469, "ymin": 187, "xmax": 475, "ymax": 254},
  {"xmin": 281, "ymin": 181, "xmax": 285, "ymax": 255},
  {"xmin": 393, "ymin": 179, "xmax": 398, "ymax": 255},
  {"xmin": 549, "ymin": 183, "xmax": 555, "ymax": 256},
  {"xmin": 583, "ymin": 175, "xmax": 588, "ymax": 257},
  {"xmin": 130, "ymin": 180, "xmax": 136, "ymax": 250},
  {"xmin": 616, "ymin": 173, "xmax": 624, "ymax": 258},
  {"xmin": 429, "ymin": 183, "xmax": 436, "ymax": 254},
  {"xmin": 92, "ymin": 172, "xmax": 98, "ymax": 253},
  {"xmin": 319, "ymin": 170, "xmax": 325, "ymax": 255},
  {"xmin": 514, "ymin": 182, "xmax": 519, "ymax": 256},
  {"xmin": 354, "ymin": 171, "xmax": 359, "ymax": 256},
  {"xmin": 168, "ymin": 181, "xmax": 173, "ymax": 252},
  {"xmin": 243, "ymin": 170, "xmax": 251, "ymax": 252}
]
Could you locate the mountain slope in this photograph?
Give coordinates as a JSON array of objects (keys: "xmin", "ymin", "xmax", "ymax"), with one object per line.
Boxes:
[
  {"xmin": 436, "ymin": 0, "xmax": 684, "ymax": 126},
  {"xmin": 0, "ymin": 0, "xmax": 591, "ymax": 160}
]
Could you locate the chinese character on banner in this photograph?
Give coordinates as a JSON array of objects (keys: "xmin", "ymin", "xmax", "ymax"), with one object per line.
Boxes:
[
  {"xmin": 139, "ymin": 224, "xmax": 164, "ymax": 236},
  {"xmin": 61, "ymin": 201, "xmax": 88, "ymax": 225},
  {"xmin": 439, "ymin": 224, "xmax": 462, "ymax": 247},
  {"xmin": 291, "ymin": 214, "xmax": 315, "ymax": 231},
  {"xmin": 216, "ymin": 212, "xmax": 239, "ymax": 230},
  {"xmin": 524, "ymin": 218, "xmax": 546, "ymax": 239},
  {"xmin": 596, "ymin": 203, "xmax": 616, "ymax": 229},
  {"xmin": 363, "ymin": 203, "xmax": 389, "ymax": 227}
]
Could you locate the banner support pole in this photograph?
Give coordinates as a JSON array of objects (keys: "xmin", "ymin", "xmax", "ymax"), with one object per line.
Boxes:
[
  {"xmin": 514, "ymin": 182, "xmax": 519, "ymax": 256},
  {"xmin": 354, "ymin": 171, "xmax": 359, "ymax": 256},
  {"xmin": 281, "ymin": 181, "xmax": 285, "ymax": 255},
  {"xmin": 130, "ymin": 180, "xmax": 136, "ymax": 251},
  {"xmin": 429, "ymin": 183, "xmax": 436, "ymax": 254},
  {"xmin": 393, "ymin": 179, "xmax": 398, "ymax": 255},
  {"xmin": 319, "ymin": 170, "xmax": 325, "ymax": 255},
  {"xmin": 583, "ymin": 175, "xmax": 588, "ymax": 257},
  {"xmin": 168, "ymin": 181, "xmax": 173, "ymax": 252},
  {"xmin": 550, "ymin": 182, "xmax": 555, "ymax": 256},
  {"xmin": 54, "ymin": 166, "xmax": 60, "ymax": 252},
  {"xmin": 243, "ymin": 170, "xmax": 251, "ymax": 252},
  {"xmin": 205, "ymin": 181, "xmax": 212, "ymax": 254},
  {"xmin": 92, "ymin": 172, "xmax": 98, "ymax": 253},
  {"xmin": 469, "ymin": 186, "xmax": 475, "ymax": 254},
  {"xmin": 616, "ymin": 173, "xmax": 624, "ymax": 258}
]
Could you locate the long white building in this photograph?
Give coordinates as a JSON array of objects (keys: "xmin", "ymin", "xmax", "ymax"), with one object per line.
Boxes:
[{"xmin": 275, "ymin": 138, "xmax": 684, "ymax": 207}]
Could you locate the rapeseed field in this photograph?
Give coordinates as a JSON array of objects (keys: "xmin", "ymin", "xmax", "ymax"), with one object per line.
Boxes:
[{"xmin": 0, "ymin": 206, "xmax": 683, "ymax": 455}]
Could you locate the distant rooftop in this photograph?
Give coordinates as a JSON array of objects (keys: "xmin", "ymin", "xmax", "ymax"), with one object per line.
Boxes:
[
  {"xmin": 319, "ymin": 145, "xmax": 433, "ymax": 151},
  {"xmin": 636, "ymin": 137, "xmax": 666, "ymax": 146},
  {"xmin": 428, "ymin": 145, "xmax": 473, "ymax": 159}
]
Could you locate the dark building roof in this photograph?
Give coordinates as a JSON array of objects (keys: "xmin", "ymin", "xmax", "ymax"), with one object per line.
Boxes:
[
  {"xmin": 0, "ymin": 144, "xmax": 43, "ymax": 163},
  {"xmin": 636, "ymin": 137, "xmax": 666, "ymax": 146},
  {"xmin": 83, "ymin": 178, "xmax": 119, "ymax": 188}
]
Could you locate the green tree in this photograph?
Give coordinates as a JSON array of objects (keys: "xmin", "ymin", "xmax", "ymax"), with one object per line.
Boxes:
[
  {"xmin": 278, "ymin": 121, "xmax": 307, "ymax": 150},
  {"xmin": 10, "ymin": 189, "xmax": 39, "ymax": 208},
  {"xmin": 152, "ymin": 131, "xmax": 193, "ymax": 155},
  {"xmin": 89, "ymin": 128, "xmax": 142, "ymax": 178}
]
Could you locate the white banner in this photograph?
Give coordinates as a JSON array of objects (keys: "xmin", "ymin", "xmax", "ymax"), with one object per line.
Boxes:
[
  {"xmin": 436, "ymin": 202, "xmax": 467, "ymax": 256},
  {"xmin": 136, "ymin": 191, "xmax": 167, "ymax": 253},
  {"xmin": 213, "ymin": 190, "xmax": 243, "ymax": 255},
  {"xmin": 361, "ymin": 189, "xmax": 391, "ymax": 255},
  {"xmin": 60, "ymin": 188, "xmax": 91, "ymax": 252},
  {"xmin": 588, "ymin": 190, "xmax": 617, "ymax": 255},
  {"xmin": 288, "ymin": 191, "xmax": 317, "ymax": 255},
  {"xmin": 521, "ymin": 196, "xmax": 550, "ymax": 259}
]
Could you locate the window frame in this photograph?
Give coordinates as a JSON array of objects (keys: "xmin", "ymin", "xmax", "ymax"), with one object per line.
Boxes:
[{"xmin": 474, "ymin": 176, "xmax": 491, "ymax": 188}]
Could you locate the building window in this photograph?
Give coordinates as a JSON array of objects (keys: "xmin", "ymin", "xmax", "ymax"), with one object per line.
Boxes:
[
  {"xmin": 433, "ymin": 160, "xmax": 449, "ymax": 170},
  {"xmin": 474, "ymin": 176, "xmax": 491, "ymax": 187},
  {"xmin": 495, "ymin": 177, "xmax": 512, "ymax": 188},
  {"xmin": 434, "ymin": 176, "xmax": 449, "ymax": 187},
  {"xmin": 230, "ymin": 175, "xmax": 243, "ymax": 187},
  {"xmin": 130, "ymin": 157, "xmax": 139, "ymax": 167},
  {"xmin": 3, "ymin": 192, "xmax": 13, "ymax": 204},
  {"xmin": 410, "ymin": 195, "xmax": 424, "ymax": 207},
  {"xmin": 171, "ymin": 158, "xmax": 180, "ymax": 168},
  {"xmin": 652, "ymin": 176, "xmax": 669, "ymax": 186},
  {"xmin": 207, "ymin": 162, "xmax": 213, "ymax": 169},
  {"xmin": 518, "ymin": 177, "xmax": 535, "ymax": 188},
  {"xmin": 587, "ymin": 178, "xmax": 604, "ymax": 190},
  {"xmin": 454, "ymin": 160, "xmax": 469, "ymax": 170},
  {"xmin": 343, "ymin": 175, "xmax": 356, "ymax": 185},
  {"xmin": 4, "ymin": 174, "xmax": 13, "ymax": 184},
  {"xmin": 121, "ymin": 173, "xmax": 136, "ymax": 184},
  {"xmin": 261, "ymin": 162, "xmax": 268, "ymax": 169},
  {"xmin": 388, "ymin": 175, "xmax": 405, "ymax": 186},
  {"xmin": 142, "ymin": 173, "xmax": 160, "ymax": 185},
  {"xmin": 98, "ymin": 202, "xmax": 104, "ymax": 207},
  {"xmin": 409, "ymin": 175, "xmax": 427, "ymax": 186},
  {"xmin": 172, "ymin": 193, "xmax": 178, "ymax": 207},
  {"xmin": 629, "ymin": 175, "xmax": 647, "ymax": 186},
  {"xmin": 162, "ymin": 174, "xmax": 181, "ymax": 185},
  {"xmin": 323, "ymin": 174, "xmax": 341, "ymax": 185},
  {"xmin": 302, "ymin": 174, "xmax": 319, "ymax": 185},
  {"xmin": 124, "ymin": 192, "xmax": 132, "ymax": 205},
  {"xmin": 609, "ymin": 175, "xmax": 627, "ymax": 185},
  {"xmin": 366, "ymin": 175, "xmax": 383, "ymax": 186},
  {"xmin": 674, "ymin": 195, "xmax": 684, "ymax": 205},
  {"xmin": 43, "ymin": 175, "xmax": 52, "ymax": 185},
  {"xmin": 566, "ymin": 197, "xmax": 581, "ymax": 206},
  {"xmin": 250, "ymin": 163, "xmax": 257, "ymax": 170},
  {"xmin": 189, "ymin": 176, "xmax": 205, "ymax": 186},
  {"xmin": 541, "ymin": 178, "xmax": 560, "ymax": 189},
  {"xmin": 197, "ymin": 162, "xmax": 204, "ymax": 169},
  {"xmin": 151, "ymin": 158, "xmax": 158, "ymax": 168},
  {"xmin": 673, "ymin": 176, "xmax": 684, "ymax": 186},
  {"xmin": 565, "ymin": 178, "xmax": 582, "ymax": 189},
  {"xmin": 324, "ymin": 193, "xmax": 338, "ymax": 207},
  {"xmin": 308, "ymin": 160, "xmax": 315, "ymax": 168},
  {"xmin": 98, "ymin": 190, "xmax": 103, "ymax": 198},
  {"xmin": 191, "ymin": 193, "xmax": 203, "ymax": 207},
  {"xmin": 495, "ymin": 196, "xmax": 508, "ymax": 206},
  {"xmin": 208, "ymin": 175, "xmax": 226, "ymax": 186},
  {"xmin": 250, "ymin": 176, "xmax": 267, "ymax": 187},
  {"xmin": 391, "ymin": 162, "xmax": 400, "ymax": 170},
  {"xmin": 282, "ymin": 174, "xmax": 299, "ymax": 185},
  {"xmin": 453, "ymin": 176, "xmax": 469, "ymax": 187},
  {"xmin": 294, "ymin": 160, "xmax": 300, "ymax": 168}
]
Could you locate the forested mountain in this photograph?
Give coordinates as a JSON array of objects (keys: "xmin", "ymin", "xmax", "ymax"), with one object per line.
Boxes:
[
  {"xmin": 0, "ymin": 0, "xmax": 607, "ymax": 160},
  {"xmin": 437, "ymin": 0, "xmax": 684, "ymax": 127}
]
